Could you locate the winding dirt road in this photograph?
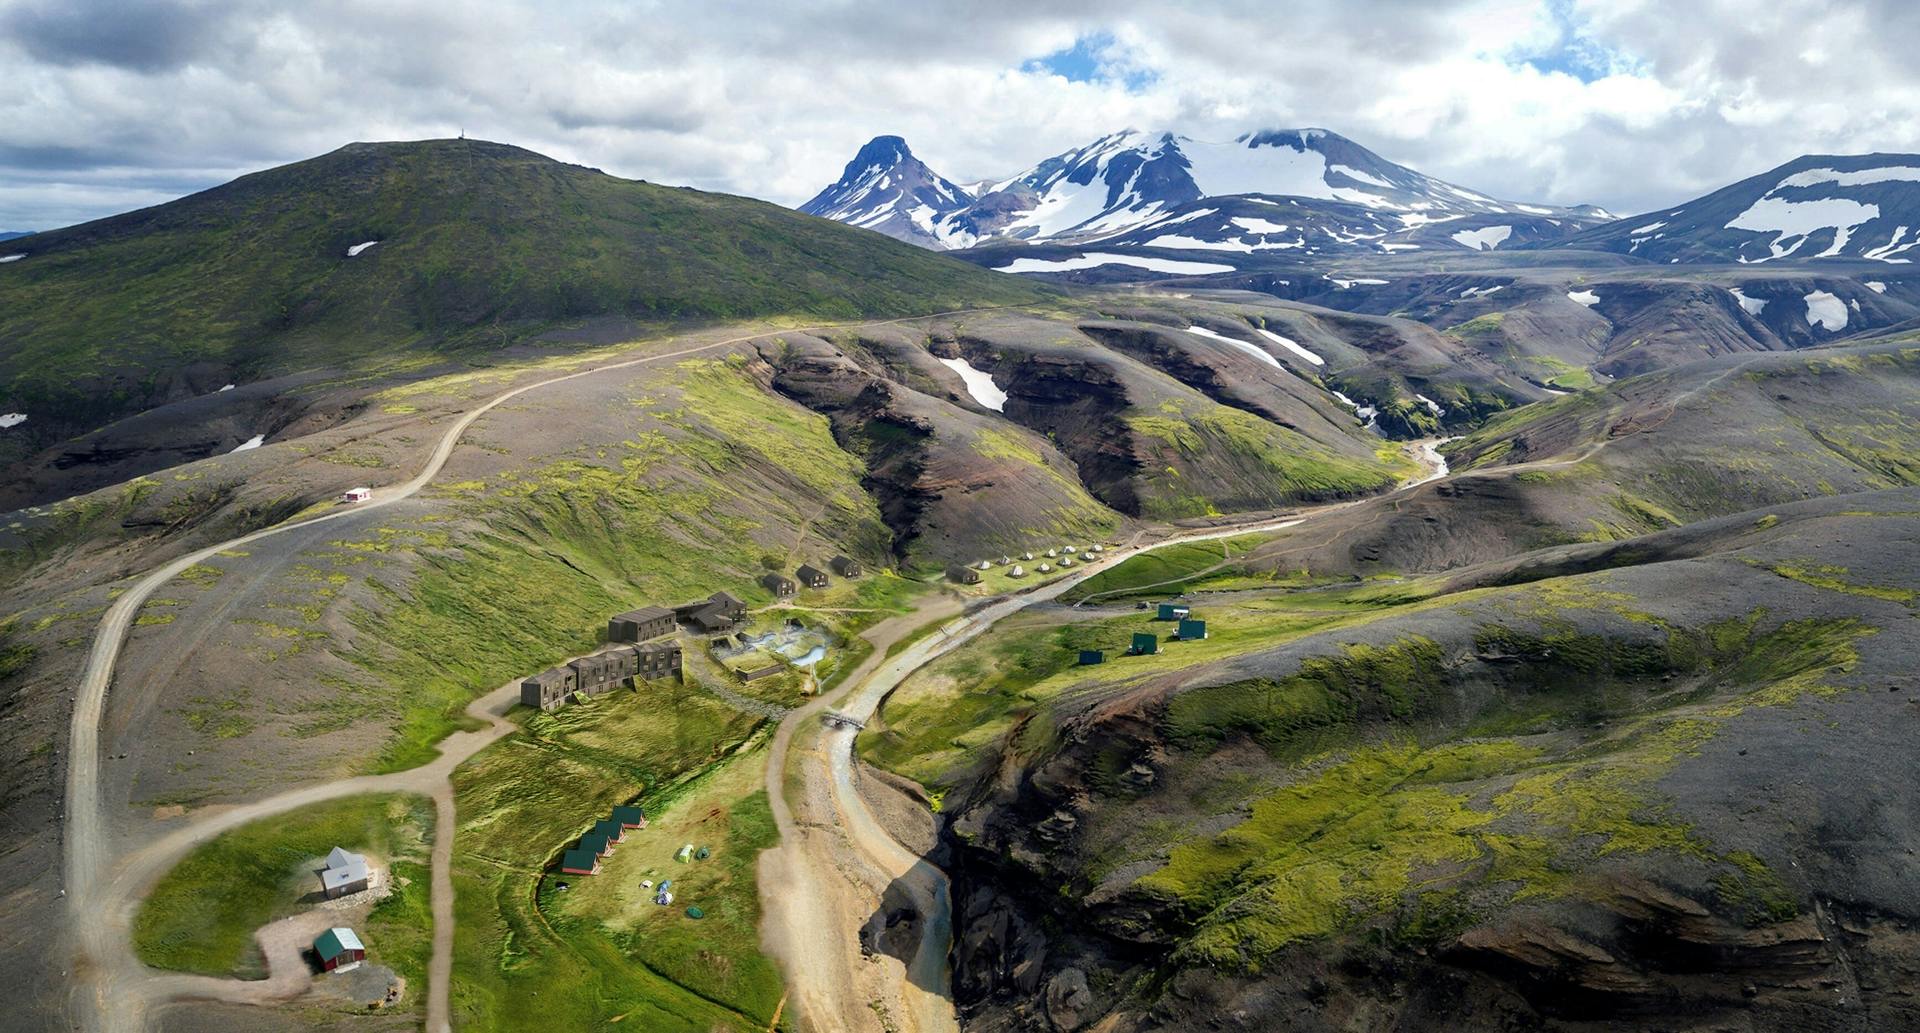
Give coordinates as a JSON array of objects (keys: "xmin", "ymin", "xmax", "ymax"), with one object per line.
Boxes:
[{"xmin": 60, "ymin": 310, "xmax": 1002, "ymax": 1033}]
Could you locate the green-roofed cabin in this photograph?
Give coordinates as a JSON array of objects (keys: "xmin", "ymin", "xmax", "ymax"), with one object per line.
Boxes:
[
  {"xmin": 313, "ymin": 927, "xmax": 366, "ymax": 971},
  {"xmin": 580, "ymin": 832, "xmax": 613, "ymax": 857},
  {"xmin": 612, "ymin": 805, "xmax": 648, "ymax": 829},
  {"xmin": 560, "ymin": 848, "xmax": 601, "ymax": 875},
  {"xmin": 1130, "ymin": 632, "xmax": 1159, "ymax": 655},
  {"xmin": 593, "ymin": 819, "xmax": 625, "ymax": 843},
  {"xmin": 1178, "ymin": 618, "xmax": 1208, "ymax": 640},
  {"xmin": 1078, "ymin": 649, "xmax": 1105, "ymax": 665},
  {"xmin": 1156, "ymin": 603, "xmax": 1190, "ymax": 621}
]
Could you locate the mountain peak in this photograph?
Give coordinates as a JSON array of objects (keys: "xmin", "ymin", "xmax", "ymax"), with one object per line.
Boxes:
[
  {"xmin": 799, "ymin": 135, "xmax": 974, "ymax": 247},
  {"xmin": 851, "ymin": 134, "xmax": 914, "ymax": 166}
]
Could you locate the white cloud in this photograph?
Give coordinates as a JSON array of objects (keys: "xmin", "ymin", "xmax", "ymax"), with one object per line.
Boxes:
[{"xmin": 1, "ymin": 0, "xmax": 1919, "ymax": 229}]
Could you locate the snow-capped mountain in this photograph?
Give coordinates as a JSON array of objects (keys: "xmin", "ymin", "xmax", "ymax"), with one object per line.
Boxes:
[
  {"xmin": 802, "ymin": 128, "xmax": 1612, "ymax": 264},
  {"xmin": 1555, "ymin": 154, "xmax": 1920, "ymax": 264},
  {"xmin": 798, "ymin": 135, "xmax": 975, "ymax": 248}
]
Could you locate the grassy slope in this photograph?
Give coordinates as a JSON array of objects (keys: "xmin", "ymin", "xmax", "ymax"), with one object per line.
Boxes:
[
  {"xmin": 320, "ymin": 355, "xmax": 896, "ymax": 770},
  {"xmin": 0, "ymin": 138, "xmax": 1047, "ymax": 448},
  {"xmin": 132, "ymin": 794, "xmax": 433, "ymax": 985},
  {"xmin": 868, "ymin": 493, "xmax": 1916, "ymax": 985},
  {"xmin": 1127, "ymin": 397, "xmax": 1406, "ymax": 519},
  {"xmin": 1446, "ymin": 344, "xmax": 1920, "ymax": 530},
  {"xmin": 449, "ymin": 678, "xmax": 778, "ymax": 1031}
]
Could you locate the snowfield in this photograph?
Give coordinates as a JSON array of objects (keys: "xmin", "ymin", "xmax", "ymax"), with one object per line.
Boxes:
[
  {"xmin": 993, "ymin": 252, "xmax": 1234, "ymax": 275},
  {"xmin": 1726, "ymin": 193, "xmax": 1879, "ymax": 261},
  {"xmin": 1254, "ymin": 326, "xmax": 1325, "ymax": 366},
  {"xmin": 1728, "ymin": 287, "xmax": 1767, "ymax": 315},
  {"xmin": 937, "ymin": 356, "xmax": 1008, "ymax": 411},
  {"xmin": 1230, "ymin": 216, "xmax": 1289, "ymax": 235},
  {"xmin": 0, "ymin": 253, "xmax": 24, "ymax": 263},
  {"xmin": 1567, "ymin": 289, "xmax": 1600, "ymax": 308},
  {"xmin": 1866, "ymin": 281, "xmax": 1889, "ymax": 293},
  {"xmin": 1142, "ymin": 233, "xmax": 1255, "ymax": 253},
  {"xmin": 0, "ymin": 412, "xmax": 26, "ymax": 428},
  {"xmin": 1777, "ymin": 166, "xmax": 1920, "ymax": 189},
  {"xmin": 346, "ymin": 241, "xmax": 380, "ymax": 257},
  {"xmin": 1450, "ymin": 225, "xmax": 1512, "ymax": 251},
  {"xmin": 1184, "ymin": 325, "xmax": 1284, "ymax": 371},
  {"xmin": 230, "ymin": 433, "xmax": 265, "ymax": 452},
  {"xmin": 1803, "ymin": 290, "xmax": 1849, "ymax": 331}
]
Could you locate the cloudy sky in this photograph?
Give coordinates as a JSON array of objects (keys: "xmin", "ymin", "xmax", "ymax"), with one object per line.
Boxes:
[{"xmin": 3, "ymin": 0, "xmax": 1918, "ymax": 230}]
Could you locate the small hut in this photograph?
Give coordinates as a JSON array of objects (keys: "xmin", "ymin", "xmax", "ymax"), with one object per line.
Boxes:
[
  {"xmin": 830, "ymin": 555, "xmax": 863, "ymax": 578},
  {"xmin": 796, "ymin": 564, "xmax": 830, "ymax": 588},
  {"xmin": 612, "ymin": 805, "xmax": 648, "ymax": 829},
  {"xmin": 1079, "ymin": 649, "xmax": 1105, "ymax": 666},
  {"xmin": 760, "ymin": 572, "xmax": 796, "ymax": 598},
  {"xmin": 1130, "ymin": 632, "xmax": 1160, "ymax": 655},
  {"xmin": 1156, "ymin": 603, "xmax": 1191, "ymax": 621},
  {"xmin": 946, "ymin": 563, "xmax": 982, "ymax": 584},
  {"xmin": 560, "ymin": 848, "xmax": 601, "ymax": 875},
  {"xmin": 318, "ymin": 846, "xmax": 370, "ymax": 899},
  {"xmin": 313, "ymin": 927, "xmax": 366, "ymax": 972},
  {"xmin": 1178, "ymin": 618, "xmax": 1209, "ymax": 640}
]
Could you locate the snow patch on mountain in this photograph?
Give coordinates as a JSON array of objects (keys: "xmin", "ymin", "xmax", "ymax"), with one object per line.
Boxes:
[
  {"xmin": 1451, "ymin": 225, "xmax": 1512, "ymax": 251},
  {"xmin": 0, "ymin": 412, "xmax": 25, "ymax": 428},
  {"xmin": 938, "ymin": 356, "xmax": 1008, "ymax": 411},
  {"xmin": 1184, "ymin": 325, "xmax": 1283, "ymax": 371},
  {"xmin": 993, "ymin": 252, "xmax": 1234, "ymax": 275},
  {"xmin": 1253, "ymin": 326, "xmax": 1325, "ymax": 366},
  {"xmin": 1803, "ymin": 290, "xmax": 1848, "ymax": 331},
  {"xmin": 346, "ymin": 240, "xmax": 379, "ymax": 257},
  {"xmin": 1728, "ymin": 287, "xmax": 1767, "ymax": 315},
  {"xmin": 1778, "ymin": 166, "xmax": 1920, "ymax": 189},
  {"xmin": 0, "ymin": 253, "xmax": 24, "ymax": 263},
  {"xmin": 230, "ymin": 433, "xmax": 265, "ymax": 452},
  {"xmin": 1568, "ymin": 289, "xmax": 1600, "ymax": 307},
  {"xmin": 1866, "ymin": 280, "xmax": 1888, "ymax": 293},
  {"xmin": 1230, "ymin": 216, "xmax": 1288, "ymax": 234},
  {"xmin": 1144, "ymin": 234, "xmax": 1255, "ymax": 253}
]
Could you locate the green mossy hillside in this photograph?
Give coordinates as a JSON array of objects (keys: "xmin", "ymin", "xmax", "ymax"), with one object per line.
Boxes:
[{"xmin": 0, "ymin": 137, "xmax": 1047, "ymax": 451}]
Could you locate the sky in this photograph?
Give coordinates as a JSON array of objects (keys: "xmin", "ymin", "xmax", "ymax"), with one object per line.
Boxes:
[{"xmin": 4, "ymin": 0, "xmax": 1920, "ymax": 230}]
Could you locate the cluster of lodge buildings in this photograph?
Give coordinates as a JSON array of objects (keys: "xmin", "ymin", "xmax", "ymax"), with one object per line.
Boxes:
[
  {"xmin": 947, "ymin": 543, "xmax": 1105, "ymax": 584},
  {"xmin": 1078, "ymin": 601, "xmax": 1208, "ymax": 666},
  {"xmin": 760, "ymin": 555, "xmax": 861, "ymax": 599},
  {"xmin": 561, "ymin": 805, "xmax": 649, "ymax": 876},
  {"xmin": 521, "ymin": 559, "xmax": 872, "ymax": 712},
  {"xmin": 519, "ymin": 592, "xmax": 748, "ymax": 712}
]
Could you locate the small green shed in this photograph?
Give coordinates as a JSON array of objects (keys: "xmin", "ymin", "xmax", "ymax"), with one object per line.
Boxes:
[
  {"xmin": 1130, "ymin": 632, "xmax": 1159, "ymax": 655},
  {"xmin": 612, "ymin": 805, "xmax": 647, "ymax": 828},
  {"xmin": 1178, "ymin": 618, "xmax": 1208, "ymax": 640},
  {"xmin": 1078, "ymin": 649, "xmax": 1105, "ymax": 665},
  {"xmin": 1156, "ymin": 603, "xmax": 1190, "ymax": 621}
]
